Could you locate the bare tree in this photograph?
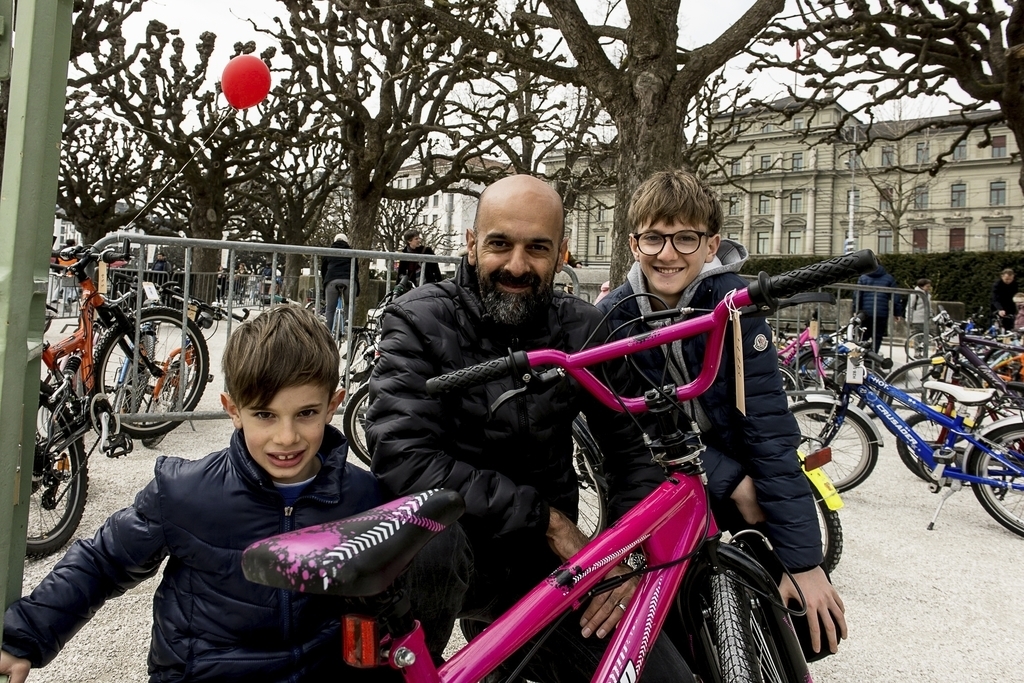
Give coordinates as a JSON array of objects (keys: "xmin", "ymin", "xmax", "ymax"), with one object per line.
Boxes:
[
  {"xmin": 754, "ymin": 1, "xmax": 1021, "ymax": 189},
  {"xmin": 384, "ymin": 0, "xmax": 786, "ymax": 283}
]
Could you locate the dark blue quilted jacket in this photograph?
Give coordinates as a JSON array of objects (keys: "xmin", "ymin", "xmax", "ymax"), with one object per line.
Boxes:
[
  {"xmin": 2, "ymin": 426, "xmax": 380, "ymax": 682},
  {"xmin": 597, "ymin": 273, "xmax": 822, "ymax": 571}
]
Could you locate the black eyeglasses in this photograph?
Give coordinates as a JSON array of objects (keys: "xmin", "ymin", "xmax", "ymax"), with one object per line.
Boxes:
[{"xmin": 632, "ymin": 230, "xmax": 708, "ymax": 256}]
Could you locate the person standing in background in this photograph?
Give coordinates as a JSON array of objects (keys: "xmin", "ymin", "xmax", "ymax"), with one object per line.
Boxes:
[
  {"xmin": 397, "ymin": 228, "xmax": 443, "ymax": 285},
  {"xmin": 856, "ymin": 264, "xmax": 904, "ymax": 353},
  {"xmin": 992, "ymin": 268, "xmax": 1018, "ymax": 332}
]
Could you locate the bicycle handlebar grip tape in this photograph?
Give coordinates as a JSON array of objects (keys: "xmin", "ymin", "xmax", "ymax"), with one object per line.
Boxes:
[
  {"xmin": 425, "ymin": 351, "xmax": 529, "ymax": 395},
  {"xmin": 747, "ymin": 249, "xmax": 879, "ymax": 309}
]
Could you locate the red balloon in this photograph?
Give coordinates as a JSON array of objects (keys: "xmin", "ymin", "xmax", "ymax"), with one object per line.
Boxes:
[{"xmin": 221, "ymin": 55, "xmax": 271, "ymax": 110}]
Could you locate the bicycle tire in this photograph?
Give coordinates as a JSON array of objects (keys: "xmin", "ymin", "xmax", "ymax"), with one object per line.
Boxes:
[
  {"xmin": 342, "ymin": 382, "xmax": 372, "ymax": 467},
  {"xmin": 965, "ymin": 421, "xmax": 1024, "ymax": 537},
  {"xmin": 30, "ymin": 381, "xmax": 89, "ymax": 558},
  {"xmin": 706, "ymin": 572, "xmax": 761, "ymax": 683},
  {"xmin": 815, "ymin": 498, "xmax": 843, "ymax": 575},
  {"xmin": 790, "ymin": 401, "xmax": 878, "ymax": 492},
  {"xmin": 571, "ymin": 416, "xmax": 607, "ymax": 540},
  {"xmin": 93, "ymin": 306, "xmax": 210, "ymax": 438},
  {"xmin": 793, "ymin": 349, "xmax": 825, "ymax": 393},
  {"xmin": 344, "ymin": 335, "xmax": 375, "ymax": 385}
]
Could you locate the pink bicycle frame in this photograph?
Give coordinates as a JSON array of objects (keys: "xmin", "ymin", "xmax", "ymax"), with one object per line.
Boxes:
[
  {"xmin": 777, "ymin": 327, "xmax": 825, "ymax": 379},
  {"xmin": 392, "ymin": 470, "xmax": 714, "ymax": 683}
]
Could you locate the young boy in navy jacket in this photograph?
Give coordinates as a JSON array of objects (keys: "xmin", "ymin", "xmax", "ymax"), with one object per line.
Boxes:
[{"xmin": 1, "ymin": 306, "xmax": 382, "ymax": 682}]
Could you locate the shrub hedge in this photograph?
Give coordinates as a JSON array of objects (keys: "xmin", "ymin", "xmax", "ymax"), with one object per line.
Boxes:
[{"xmin": 741, "ymin": 251, "xmax": 1024, "ymax": 322}]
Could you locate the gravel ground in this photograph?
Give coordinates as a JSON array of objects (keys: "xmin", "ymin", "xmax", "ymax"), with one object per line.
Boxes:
[{"xmin": 15, "ymin": 323, "xmax": 1024, "ymax": 682}]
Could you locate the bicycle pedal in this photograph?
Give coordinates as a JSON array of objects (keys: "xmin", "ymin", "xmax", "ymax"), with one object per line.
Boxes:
[{"xmin": 103, "ymin": 433, "xmax": 133, "ymax": 458}]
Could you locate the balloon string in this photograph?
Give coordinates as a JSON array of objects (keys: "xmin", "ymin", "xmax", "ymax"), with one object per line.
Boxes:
[{"xmin": 122, "ymin": 107, "xmax": 235, "ymax": 233}]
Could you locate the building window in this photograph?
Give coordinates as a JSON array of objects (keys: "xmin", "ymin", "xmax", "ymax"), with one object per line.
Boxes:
[
  {"xmin": 432, "ymin": 194, "xmax": 440, "ymax": 207},
  {"xmin": 787, "ymin": 231, "xmax": 802, "ymax": 254},
  {"xmin": 793, "ymin": 117, "xmax": 805, "ymax": 130},
  {"xmin": 991, "ymin": 181, "xmax": 1007, "ymax": 206},
  {"xmin": 879, "ymin": 187, "xmax": 893, "ymax": 212},
  {"xmin": 760, "ymin": 154, "xmax": 772, "ymax": 170},
  {"xmin": 989, "ymin": 226, "xmax": 1006, "ymax": 251},
  {"xmin": 727, "ymin": 232, "xmax": 741, "ymax": 241},
  {"xmin": 950, "ymin": 183, "xmax": 966, "ymax": 208},
  {"xmin": 916, "ymin": 142, "xmax": 930, "ymax": 164},
  {"xmin": 595, "ymin": 235, "xmax": 606, "ymax": 256},
  {"xmin": 761, "ymin": 123, "xmax": 776, "ymax": 133},
  {"xmin": 791, "ymin": 152, "xmax": 804, "ymax": 171},
  {"xmin": 881, "ymin": 146, "xmax": 895, "ymax": 166},
  {"xmin": 912, "ymin": 228, "xmax": 928, "ymax": 254},
  {"xmin": 730, "ymin": 159, "xmax": 742, "ymax": 175},
  {"xmin": 430, "ymin": 214, "xmax": 438, "ymax": 224},
  {"xmin": 790, "ymin": 192, "xmax": 803, "ymax": 213},
  {"xmin": 993, "ymin": 135, "xmax": 1007, "ymax": 158},
  {"xmin": 756, "ymin": 232, "xmax": 770, "ymax": 255},
  {"xmin": 758, "ymin": 194, "xmax": 771, "ymax": 214},
  {"xmin": 726, "ymin": 196, "xmax": 740, "ymax": 216},
  {"xmin": 953, "ymin": 140, "xmax": 967, "ymax": 161},
  {"xmin": 914, "ymin": 186, "xmax": 929, "ymax": 210},
  {"xmin": 949, "ymin": 227, "xmax": 965, "ymax": 252},
  {"xmin": 878, "ymin": 229, "xmax": 893, "ymax": 254},
  {"xmin": 847, "ymin": 189, "xmax": 860, "ymax": 210}
]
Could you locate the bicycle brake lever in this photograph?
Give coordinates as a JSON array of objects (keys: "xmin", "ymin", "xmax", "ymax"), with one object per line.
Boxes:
[{"xmin": 487, "ymin": 368, "xmax": 564, "ymax": 419}]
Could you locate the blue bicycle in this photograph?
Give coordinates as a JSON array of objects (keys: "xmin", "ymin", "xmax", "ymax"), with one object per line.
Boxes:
[{"xmin": 792, "ymin": 354, "xmax": 1024, "ymax": 536}]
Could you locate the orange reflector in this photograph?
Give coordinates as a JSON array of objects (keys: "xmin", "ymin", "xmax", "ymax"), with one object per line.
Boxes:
[
  {"xmin": 343, "ymin": 614, "xmax": 379, "ymax": 668},
  {"xmin": 803, "ymin": 447, "xmax": 832, "ymax": 471}
]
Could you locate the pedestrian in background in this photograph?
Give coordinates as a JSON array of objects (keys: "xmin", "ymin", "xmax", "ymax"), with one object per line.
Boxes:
[
  {"xmin": 397, "ymin": 228, "xmax": 443, "ymax": 285},
  {"xmin": 907, "ymin": 278, "xmax": 933, "ymax": 337},
  {"xmin": 321, "ymin": 232, "xmax": 359, "ymax": 337},
  {"xmin": 992, "ymin": 268, "xmax": 1018, "ymax": 332},
  {"xmin": 855, "ymin": 263, "xmax": 904, "ymax": 353}
]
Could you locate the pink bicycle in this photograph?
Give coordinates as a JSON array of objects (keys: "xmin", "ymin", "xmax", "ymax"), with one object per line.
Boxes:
[{"xmin": 241, "ymin": 250, "xmax": 879, "ymax": 683}]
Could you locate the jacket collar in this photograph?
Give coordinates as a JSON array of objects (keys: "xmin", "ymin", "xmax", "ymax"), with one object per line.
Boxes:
[{"xmin": 229, "ymin": 425, "xmax": 347, "ymax": 503}]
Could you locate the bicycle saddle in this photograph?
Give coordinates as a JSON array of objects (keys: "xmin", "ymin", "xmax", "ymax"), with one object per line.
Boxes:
[
  {"xmin": 242, "ymin": 489, "xmax": 465, "ymax": 597},
  {"xmin": 922, "ymin": 380, "xmax": 996, "ymax": 406}
]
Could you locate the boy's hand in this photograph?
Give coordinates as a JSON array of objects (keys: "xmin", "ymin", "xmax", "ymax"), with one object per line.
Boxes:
[
  {"xmin": 729, "ymin": 475, "xmax": 766, "ymax": 525},
  {"xmin": 0, "ymin": 649, "xmax": 31, "ymax": 683},
  {"xmin": 779, "ymin": 566, "xmax": 847, "ymax": 654}
]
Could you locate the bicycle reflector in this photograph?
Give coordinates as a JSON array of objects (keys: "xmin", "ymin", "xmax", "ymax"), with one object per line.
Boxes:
[
  {"xmin": 803, "ymin": 447, "xmax": 832, "ymax": 471},
  {"xmin": 342, "ymin": 614, "xmax": 380, "ymax": 668}
]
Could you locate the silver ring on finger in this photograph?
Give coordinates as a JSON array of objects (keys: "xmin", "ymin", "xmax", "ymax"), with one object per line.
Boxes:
[{"xmin": 616, "ymin": 602, "xmax": 627, "ymax": 611}]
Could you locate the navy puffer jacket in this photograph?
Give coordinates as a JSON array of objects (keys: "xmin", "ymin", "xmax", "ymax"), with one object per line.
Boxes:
[
  {"xmin": 597, "ymin": 273, "xmax": 822, "ymax": 571},
  {"xmin": 2, "ymin": 427, "xmax": 380, "ymax": 682},
  {"xmin": 365, "ymin": 258, "xmax": 663, "ymax": 543}
]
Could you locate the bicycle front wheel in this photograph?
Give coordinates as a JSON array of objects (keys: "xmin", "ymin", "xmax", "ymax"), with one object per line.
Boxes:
[
  {"xmin": 342, "ymin": 382, "xmax": 372, "ymax": 467},
  {"xmin": 790, "ymin": 401, "xmax": 878, "ymax": 492},
  {"xmin": 966, "ymin": 422, "xmax": 1024, "ymax": 537},
  {"xmin": 93, "ymin": 306, "xmax": 210, "ymax": 438},
  {"xmin": 30, "ymin": 381, "xmax": 89, "ymax": 558}
]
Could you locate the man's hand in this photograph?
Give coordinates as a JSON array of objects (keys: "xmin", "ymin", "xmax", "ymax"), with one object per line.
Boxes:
[
  {"xmin": 729, "ymin": 476, "xmax": 765, "ymax": 525},
  {"xmin": 779, "ymin": 566, "xmax": 847, "ymax": 654},
  {"xmin": 547, "ymin": 508, "xmax": 639, "ymax": 640},
  {"xmin": 0, "ymin": 649, "xmax": 31, "ymax": 683}
]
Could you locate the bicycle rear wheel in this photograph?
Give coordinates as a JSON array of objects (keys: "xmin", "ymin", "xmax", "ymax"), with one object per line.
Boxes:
[
  {"xmin": 30, "ymin": 381, "xmax": 89, "ymax": 558},
  {"xmin": 966, "ymin": 422, "xmax": 1024, "ymax": 537},
  {"xmin": 790, "ymin": 401, "xmax": 878, "ymax": 492},
  {"xmin": 571, "ymin": 416, "xmax": 607, "ymax": 540},
  {"xmin": 93, "ymin": 306, "xmax": 210, "ymax": 438},
  {"xmin": 342, "ymin": 382, "xmax": 372, "ymax": 467}
]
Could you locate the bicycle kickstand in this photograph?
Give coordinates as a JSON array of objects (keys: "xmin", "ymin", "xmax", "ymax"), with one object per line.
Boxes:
[{"xmin": 926, "ymin": 480, "xmax": 963, "ymax": 530}]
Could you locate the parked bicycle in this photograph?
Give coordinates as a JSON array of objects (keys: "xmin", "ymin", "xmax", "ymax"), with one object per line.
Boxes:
[
  {"xmin": 32, "ymin": 242, "xmax": 209, "ymax": 558},
  {"xmin": 242, "ymin": 250, "xmax": 878, "ymax": 683}
]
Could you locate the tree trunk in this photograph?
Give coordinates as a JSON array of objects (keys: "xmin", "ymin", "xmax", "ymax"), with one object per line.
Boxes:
[
  {"xmin": 283, "ymin": 252, "xmax": 305, "ymax": 301},
  {"xmin": 188, "ymin": 187, "xmax": 227, "ymax": 302},
  {"xmin": 348, "ymin": 193, "xmax": 383, "ymax": 323}
]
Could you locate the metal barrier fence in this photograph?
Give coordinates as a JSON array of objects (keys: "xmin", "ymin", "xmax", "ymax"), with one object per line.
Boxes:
[{"xmin": 89, "ymin": 233, "xmax": 579, "ymax": 423}]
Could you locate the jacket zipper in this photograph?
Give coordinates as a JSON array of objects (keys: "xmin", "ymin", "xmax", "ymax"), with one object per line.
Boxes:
[{"xmin": 281, "ymin": 506, "xmax": 295, "ymax": 645}]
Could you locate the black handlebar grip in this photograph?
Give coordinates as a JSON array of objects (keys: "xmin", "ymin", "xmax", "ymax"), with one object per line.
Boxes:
[
  {"xmin": 747, "ymin": 250, "xmax": 879, "ymax": 309},
  {"xmin": 426, "ymin": 356, "xmax": 514, "ymax": 396},
  {"xmin": 864, "ymin": 350, "xmax": 893, "ymax": 370}
]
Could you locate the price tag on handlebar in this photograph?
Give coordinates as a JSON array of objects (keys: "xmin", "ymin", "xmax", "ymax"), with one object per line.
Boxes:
[
  {"xmin": 143, "ymin": 281, "xmax": 160, "ymax": 302},
  {"xmin": 731, "ymin": 305, "xmax": 746, "ymax": 415}
]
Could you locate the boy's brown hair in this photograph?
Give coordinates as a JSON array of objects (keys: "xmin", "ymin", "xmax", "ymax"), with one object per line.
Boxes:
[
  {"xmin": 627, "ymin": 169, "xmax": 723, "ymax": 236},
  {"xmin": 223, "ymin": 305, "xmax": 339, "ymax": 409}
]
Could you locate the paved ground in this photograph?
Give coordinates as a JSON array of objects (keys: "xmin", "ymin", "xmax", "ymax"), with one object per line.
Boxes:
[{"xmin": 15, "ymin": 320, "xmax": 1024, "ymax": 681}]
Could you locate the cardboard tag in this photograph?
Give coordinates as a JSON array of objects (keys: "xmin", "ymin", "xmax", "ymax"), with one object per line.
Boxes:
[
  {"xmin": 847, "ymin": 362, "xmax": 866, "ymax": 384},
  {"xmin": 143, "ymin": 281, "xmax": 160, "ymax": 302},
  {"xmin": 732, "ymin": 308, "xmax": 746, "ymax": 415},
  {"xmin": 809, "ymin": 319, "xmax": 819, "ymax": 338}
]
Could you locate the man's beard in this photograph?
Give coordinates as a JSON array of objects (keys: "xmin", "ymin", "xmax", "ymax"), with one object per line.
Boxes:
[{"xmin": 477, "ymin": 265, "xmax": 553, "ymax": 326}]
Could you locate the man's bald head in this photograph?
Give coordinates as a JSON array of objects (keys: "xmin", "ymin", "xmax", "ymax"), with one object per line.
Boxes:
[{"xmin": 473, "ymin": 175, "xmax": 565, "ymax": 239}]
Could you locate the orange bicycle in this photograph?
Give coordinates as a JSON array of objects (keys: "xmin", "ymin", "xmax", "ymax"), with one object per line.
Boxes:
[{"xmin": 34, "ymin": 241, "xmax": 208, "ymax": 557}]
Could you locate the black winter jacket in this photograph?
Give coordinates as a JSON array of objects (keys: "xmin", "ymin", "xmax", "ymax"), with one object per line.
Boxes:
[
  {"xmin": 3, "ymin": 427, "xmax": 380, "ymax": 682},
  {"xmin": 597, "ymin": 273, "xmax": 822, "ymax": 571},
  {"xmin": 321, "ymin": 239, "xmax": 359, "ymax": 292},
  {"xmin": 398, "ymin": 245, "xmax": 444, "ymax": 284},
  {"xmin": 364, "ymin": 258, "xmax": 663, "ymax": 544}
]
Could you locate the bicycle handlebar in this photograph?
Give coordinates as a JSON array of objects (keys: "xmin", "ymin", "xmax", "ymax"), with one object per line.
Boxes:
[
  {"xmin": 426, "ymin": 251, "xmax": 880, "ymax": 410},
  {"xmin": 746, "ymin": 249, "xmax": 877, "ymax": 310}
]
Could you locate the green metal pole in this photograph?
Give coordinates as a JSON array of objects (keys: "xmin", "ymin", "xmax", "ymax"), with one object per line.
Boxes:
[{"xmin": 0, "ymin": 0, "xmax": 74, "ymax": 623}]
